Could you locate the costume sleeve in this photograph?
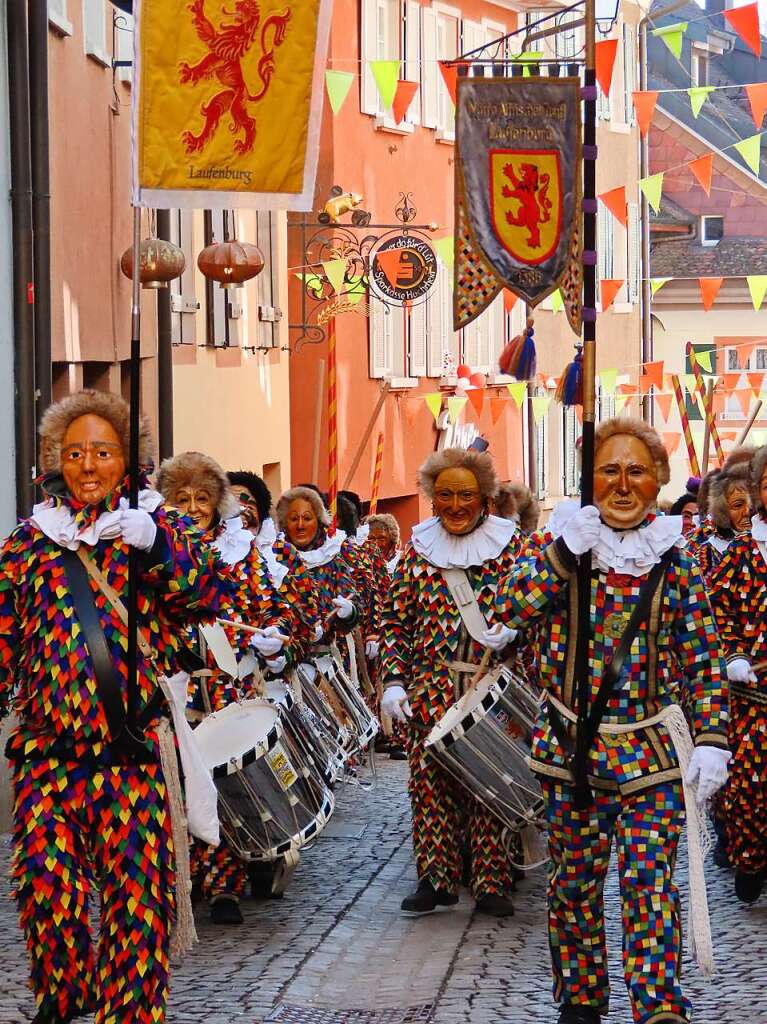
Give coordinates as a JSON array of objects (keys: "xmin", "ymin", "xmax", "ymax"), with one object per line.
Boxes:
[
  {"xmin": 671, "ymin": 554, "xmax": 729, "ymax": 749},
  {"xmin": 378, "ymin": 549, "xmax": 417, "ymax": 686},
  {"xmin": 0, "ymin": 530, "xmax": 21, "ymax": 716},
  {"xmin": 326, "ymin": 558, "xmax": 360, "ymax": 638},
  {"xmin": 280, "ymin": 546, "xmax": 321, "ymax": 654},
  {"xmin": 708, "ymin": 541, "xmax": 752, "ymax": 663},
  {"xmin": 495, "ymin": 530, "xmax": 575, "ymax": 629}
]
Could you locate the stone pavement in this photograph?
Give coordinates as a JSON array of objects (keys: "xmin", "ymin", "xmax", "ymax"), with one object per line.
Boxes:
[{"xmin": 1, "ymin": 757, "xmax": 766, "ymax": 1024}]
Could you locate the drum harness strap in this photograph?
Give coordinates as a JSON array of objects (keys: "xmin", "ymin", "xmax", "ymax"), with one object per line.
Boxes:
[{"xmin": 440, "ymin": 568, "xmax": 501, "ymax": 692}]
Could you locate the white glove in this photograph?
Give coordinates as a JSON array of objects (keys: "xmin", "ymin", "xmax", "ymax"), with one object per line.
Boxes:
[
  {"xmin": 480, "ymin": 624, "xmax": 517, "ymax": 652},
  {"xmin": 561, "ymin": 505, "xmax": 602, "ymax": 557},
  {"xmin": 381, "ymin": 684, "xmax": 412, "ymax": 723},
  {"xmin": 686, "ymin": 745, "xmax": 731, "ymax": 804},
  {"xmin": 727, "ymin": 658, "xmax": 757, "ymax": 684},
  {"xmin": 333, "ymin": 595, "xmax": 355, "ymax": 621},
  {"xmin": 265, "ymin": 655, "xmax": 287, "ymax": 675},
  {"xmin": 119, "ymin": 509, "xmax": 157, "ymax": 551},
  {"xmin": 365, "ymin": 639, "xmax": 380, "ymax": 660},
  {"xmin": 250, "ymin": 626, "xmax": 288, "ymax": 657},
  {"xmin": 312, "ymin": 622, "xmax": 324, "ymax": 643}
]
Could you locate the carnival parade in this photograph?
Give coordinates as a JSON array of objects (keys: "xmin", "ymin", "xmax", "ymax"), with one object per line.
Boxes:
[{"xmin": 1, "ymin": 0, "xmax": 767, "ymax": 1022}]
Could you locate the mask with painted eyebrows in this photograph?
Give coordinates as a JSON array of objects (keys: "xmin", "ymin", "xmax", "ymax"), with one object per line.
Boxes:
[{"xmin": 593, "ymin": 433, "xmax": 659, "ymax": 530}]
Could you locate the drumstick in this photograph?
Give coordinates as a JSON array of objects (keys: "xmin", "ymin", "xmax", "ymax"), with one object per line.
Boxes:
[
  {"xmin": 467, "ymin": 648, "xmax": 493, "ymax": 692},
  {"xmin": 216, "ymin": 617, "xmax": 259, "ymax": 634}
]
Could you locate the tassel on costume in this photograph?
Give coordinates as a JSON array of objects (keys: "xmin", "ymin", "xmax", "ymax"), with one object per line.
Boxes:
[
  {"xmin": 555, "ymin": 347, "xmax": 584, "ymax": 407},
  {"xmin": 498, "ymin": 317, "xmax": 536, "ymax": 380}
]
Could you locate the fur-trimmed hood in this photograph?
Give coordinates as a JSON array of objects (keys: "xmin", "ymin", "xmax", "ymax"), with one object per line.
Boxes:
[
  {"xmin": 38, "ymin": 389, "xmax": 153, "ymax": 474},
  {"xmin": 709, "ymin": 463, "xmax": 752, "ymax": 531},
  {"xmin": 418, "ymin": 447, "xmax": 499, "ymax": 500},
  {"xmin": 275, "ymin": 486, "xmax": 331, "ymax": 533},
  {"xmin": 496, "ymin": 482, "xmax": 540, "ymax": 534},
  {"xmin": 156, "ymin": 451, "xmax": 240, "ymax": 520}
]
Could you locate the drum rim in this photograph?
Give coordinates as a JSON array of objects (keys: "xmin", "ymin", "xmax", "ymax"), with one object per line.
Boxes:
[{"xmin": 194, "ymin": 699, "xmax": 285, "ymax": 778}]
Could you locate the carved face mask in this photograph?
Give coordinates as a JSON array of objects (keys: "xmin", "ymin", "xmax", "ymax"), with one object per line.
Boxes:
[
  {"xmin": 433, "ymin": 467, "xmax": 485, "ymax": 536},
  {"xmin": 593, "ymin": 433, "xmax": 659, "ymax": 530},
  {"xmin": 726, "ymin": 484, "xmax": 751, "ymax": 533}
]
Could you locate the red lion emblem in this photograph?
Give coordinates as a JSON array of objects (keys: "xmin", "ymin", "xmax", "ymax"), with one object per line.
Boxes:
[
  {"xmin": 178, "ymin": 0, "xmax": 291, "ymax": 156},
  {"xmin": 501, "ymin": 162, "xmax": 552, "ymax": 249}
]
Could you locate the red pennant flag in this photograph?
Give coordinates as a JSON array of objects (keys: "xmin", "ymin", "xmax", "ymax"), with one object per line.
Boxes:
[
  {"xmin": 745, "ymin": 83, "xmax": 767, "ymax": 131},
  {"xmin": 600, "ymin": 278, "xmax": 624, "ymax": 311},
  {"xmin": 490, "ymin": 396, "xmax": 507, "ymax": 425},
  {"xmin": 748, "ymin": 372, "xmax": 765, "ymax": 397},
  {"xmin": 639, "ymin": 375, "xmax": 653, "ymax": 395},
  {"xmin": 467, "ymin": 388, "xmax": 485, "ymax": 417},
  {"xmin": 688, "ymin": 154, "xmax": 713, "ymax": 196},
  {"xmin": 438, "ymin": 62, "xmax": 467, "ymax": 105},
  {"xmin": 503, "ymin": 289, "xmax": 518, "ymax": 314},
  {"xmin": 655, "ymin": 392, "xmax": 673, "ymax": 421},
  {"xmin": 618, "ymin": 382, "xmax": 639, "ymax": 396},
  {"xmin": 663, "ymin": 432, "xmax": 682, "ymax": 457},
  {"xmin": 599, "ymin": 186, "xmax": 628, "ymax": 227},
  {"xmin": 633, "ymin": 90, "xmax": 658, "ymax": 138},
  {"xmin": 734, "ymin": 389, "xmax": 751, "ymax": 417},
  {"xmin": 643, "ymin": 360, "xmax": 665, "ymax": 390},
  {"xmin": 392, "ymin": 80, "xmax": 419, "ymax": 125},
  {"xmin": 739, "ymin": 342, "xmax": 757, "ymax": 368},
  {"xmin": 574, "ymin": 405, "xmax": 584, "ymax": 425},
  {"xmin": 699, "ymin": 276, "xmax": 724, "ymax": 311},
  {"xmin": 722, "ymin": 372, "xmax": 740, "ymax": 393},
  {"xmin": 723, "ymin": 2, "xmax": 761, "ymax": 56},
  {"xmin": 595, "ymin": 38, "xmax": 619, "ymax": 97},
  {"xmin": 375, "ymin": 248, "xmax": 404, "ymax": 288}
]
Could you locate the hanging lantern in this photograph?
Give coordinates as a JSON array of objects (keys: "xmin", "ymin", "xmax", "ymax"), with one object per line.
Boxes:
[
  {"xmin": 197, "ymin": 239, "xmax": 264, "ymax": 290},
  {"xmin": 120, "ymin": 237, "xmax": 185, "ymax": 290}
]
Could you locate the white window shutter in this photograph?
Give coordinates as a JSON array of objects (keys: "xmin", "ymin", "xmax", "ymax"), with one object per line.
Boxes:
[
  {"xmin": 369, "ymin": 298, "xmax": 390, "ymax": 378},
  {"xmin": 408, "ymin": 301, "xmax": 428, "ymax": 377},
  {"xmin": 623, "ymin": 24, "xmax": 636, "ymax": 125},
  {"xmin": 422, "ymin": 7, "xmax": 438, "ymax": 129},
  {"xmin": 461, "ymin": 18, "xmax": 484, "ymax": 59},
  {"xmin": 463, "ymin": 318, "xmax": 480, "ymax": 371},
  {"xmin": 391, "ymin": 303, "xmax": 406, "ymax": 376},
  {"xmin": 116, "ymin": 11, "xmax": 134, "ymax": 84},
  {"xmin": 611, "ymin": 22, "xmax": 626, "ymax": 124},
  {"xmin": 627, "ymin": 202, "xmax": 641, "ymax": 304},
  {"xmin": 360, "ymin": 0, "xmax": 378, "ymax": 116},
  {"xmin": 488, "ymin": 293, "xmax": 504, "ymax": 367},
  {"xmin": 426, "ymin": 271, "xmax": 444, "ymax": 377},
  {"xmin": 597, "ymin": 208, "xmax": 615, "ymax": 287},
  {"xmin": 169, "ymin": 210, "xmax": 198, "ymax": 345},
  {"xmin": 405, "ymin": 0, "xmax": 421, "ymax": 124}
]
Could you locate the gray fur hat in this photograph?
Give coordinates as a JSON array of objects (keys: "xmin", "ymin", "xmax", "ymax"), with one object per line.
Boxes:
[{"xmin": 156, "ymin": 451, "xmax": 240, "ymax": 520}]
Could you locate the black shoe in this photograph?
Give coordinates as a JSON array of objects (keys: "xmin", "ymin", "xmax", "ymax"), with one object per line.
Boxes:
[
  {"xmin": 374, "ymin": 735, "xmax": 391, "ymax": 753},
  {"xmin": 400, "ymin": 878, "xmax": 459, "ymax": 916},
  {"xmin": 475, "ymin": 892, "xmax": 515, "ymax": 918},
  {"xmin": 389, "ymin": 747, "xmax": 407, "ymax": 761},
  {"xmin": 713, "ymin": 839, "xmax": 731, "ymax": 869},
  {"xmin": 735, "ymin": 869, "xmax": 764, "ymax": 904},
  {"xmin": 209, "ymin": 895, "xmax": 244, "ymax": 924},
  {"xmin": 557, "ymin": 1005, "xmax": 601, "ymax": 1024}
]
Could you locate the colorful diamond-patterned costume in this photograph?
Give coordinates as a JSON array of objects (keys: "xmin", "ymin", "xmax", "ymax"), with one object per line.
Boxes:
[
  {"xmin": 496, "ymin": 511, "xmax": 727, "ymax": 1024},
  {"xmin": 0, "ymin": 480, "xmax": 225, "ymax": 1023}
]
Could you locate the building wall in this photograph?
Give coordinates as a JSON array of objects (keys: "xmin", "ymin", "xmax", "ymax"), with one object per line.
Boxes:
[{"xmin": 0, "ymin": 2, "xmax": 16, "ymax": 535}]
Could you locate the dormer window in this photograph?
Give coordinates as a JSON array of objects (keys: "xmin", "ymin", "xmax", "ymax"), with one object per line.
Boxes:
[
  {"xmin": 701, "ymin": 215, "xmax": 724, "ymax": 246},
  {"xmin": 692, "ymin": 48, "xmax": 709, "ymax": 86}
]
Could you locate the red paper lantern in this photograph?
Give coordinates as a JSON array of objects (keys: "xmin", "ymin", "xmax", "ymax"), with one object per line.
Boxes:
[{"xmin": 120, "ymin": 238, "xmax": 185, "ymax": 290}]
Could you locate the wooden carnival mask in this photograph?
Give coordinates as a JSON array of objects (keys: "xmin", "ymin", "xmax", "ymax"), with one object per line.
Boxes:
[
  {"xmin": 593, "ymin": 433, "xmax": 659, "ymax": 530},
  {"xmin": 433, "ymin": 466, "xmax": 485, "ymax": 536},
  {"xmin": 61, "ymin": 414, "xmax": 127, "ymax": 506}
]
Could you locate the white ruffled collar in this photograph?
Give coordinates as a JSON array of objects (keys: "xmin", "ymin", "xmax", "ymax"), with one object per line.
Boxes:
[
  {"xmin": 212, "ymin": 516, "xmax": 253, "ymax": 567},
  {"xmin": 256, "ymin": 516, "xmax": 277, "ymax": 550},
  {"xmin": 252, "ymin": 518, "xmax": 288, "ymax": 587},
  {"xmin": 291, "ymin": 529, "xmax": 347, "ymax": 568},
  {"xmin": 548, "ymin": 502, "xmax": 684, "ymax": 577},
  {"xmin": 411, "ymin": 515, "xmax": 517, "ymax": 570},
  {"xmin": 751, "ymin": 514, "xmax": 767, "ymax": 543},
  {"xmin": 30, "ymin": 489, "xmax": 163, "ymax": 550},
  {"xmin": 386, "ymin": 549, "xmax": 401, "ymax": 575},
  {"xmin": 707, "ymin": 533, "xmax": 730, "ymax": 554}
]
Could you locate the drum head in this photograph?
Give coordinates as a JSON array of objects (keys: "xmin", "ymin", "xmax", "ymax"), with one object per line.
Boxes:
[
  {"xmin": 266, "ymin": 680, "xmax": 290, "ymax": 706},
  {"xmin": 194, "ymin": 700, "xmax": 279, "ymax": 771},
  {"xmin": 425, "ymin": 672, "xmax": 498, "ymax": 747}
]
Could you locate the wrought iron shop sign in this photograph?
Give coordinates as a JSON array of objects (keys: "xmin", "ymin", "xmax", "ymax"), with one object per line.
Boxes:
[
  {"xmin": 370, "ymin": 234, "xmax": 437, "ymax": 304},
  {"xmin": 454, "ymin": 77, "xmax": 582, "ymax": 330}
]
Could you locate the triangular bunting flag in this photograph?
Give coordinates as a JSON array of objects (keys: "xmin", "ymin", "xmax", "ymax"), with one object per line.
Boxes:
[
  {"xmin": 688, "ymin": 154, "xmax": 713, "ymax": 196},
  {"xmin": 323, "ymin": 258, "xmax": 347, "ymax": 296},
  {"xmin": 734, "ymin": 389, "xmax": 751, "ymax": 417},
  {"xmin": 745, "ymin": 83, "xmax": 767, "ymax": 131},
  {"xmin": 600, "ymin": 369, "xmax": 617, "ymax": 395},
  {"xmin": 600, "ymin": 279, "xmax": 624, "ymax": 311},
  {"xmin": 615, "ymin": 395, "xmax": 631, "ymax": 414},
  {"xmin": 531, "ymin": 396, "xmax": 550, "ymax": 424},
  {"xmin": 639, "ymin": 172, "xmax": 664, "ymax": 214},
  {"xmin": 663, "ymin": 432, "xmax": 682, "ymax": 457},
  {"xmin": 503, "ymin": 289, "xmax": 518, "ymax": 314},
  {"xmin": 438, "ymin": 62, "xmax": 459, "ymax": 105},
  {"xmin": 656, "ymin": 392, "xmax": 673, "ymax": 421},
  {"xmin": 447, "ymin": 395, "xmax": 467, "ymax": 424},
  {"xmin": 723, "ymin": 3, "xmax": 761, "ymax": 56},
  {"xmin": 651, "ymin": 23, "xmax": 688, "ymax": 60},
  {"xmin": 651, "ymin": 278, "xmax": 671, "ymax": 296},
  {"xmin": 643, "ymin": 360, "xmax": 665, "ymax": 389},
  {"xmin": 467, "ymin": 388, "xmax": 485, "ymax": 417},
  {"xmin": 699, "ymin": 276, "xmax": 723, "ymax": 311},
  {"xmin": 722, "ymin": 372, "xmax": 740, "ymax": 392},
  {"xmin": 392, "ymin": 80, "xmax": 419, "ymax": 125},
  {"xmin": 747, "ymin": 275, "xmax": 767, "ymax": 311},
  {"xmin": 632, "ymin": 90, "xmax": 658, "ymax": 137},
  {"xmin": 434, "ymin": 236, "xmax": 454, "ymax": 270},
  {"xmin": 747, "ymin": 372, "xmax": 765, "ymax": 398},
  {"xmin": 295, "ymin": 271, "xmax": 324, "ymax": 296},
  {"xmin": 424, "ymin": 393, "xmax": 442, "ymax": 422},
  {"xmin": 325, "ymin": 70, "xmax": 355, "ymax": 115},
  {"xmin": 370, "ymin": 60, "xmax": 400, "ymax": 110},
  {"xmin": 551, "ymin": 289, "xmax": 564, "ymax": 313},
  {"xmin": 688, "ymin": 86, "xmax": 715, "ymax": 118},
  {"xmin": 739, "ymin": 343, "xmax": 757, "ymax": 368},
  {"xmin": 490, "ymin": 396, "xmax": 507, "ymax": 425},
  {"xmin": 695, "ymin": 349, "xmax": 713, "ymax": 372},
  {"xmin": 639, "ymin": 375, "xmax": 653, "ymax": 395},
  {"xmin": 595, "ymin": 38, "xmax": 619, "ymax": 97},
  {"xmin": 507, "ymin": 381, "xmax": 527, "ymax": 409},
  {"xmin": 734, "ymin": 133, "xmax": 763, "ymax": 176},
  {"xmin": 712, "ymin": 390, "xmax": 726, "ymax": 416},
  {"xmin": 599, "ymin": 186, "xmax": 628, "ymax": 227}
]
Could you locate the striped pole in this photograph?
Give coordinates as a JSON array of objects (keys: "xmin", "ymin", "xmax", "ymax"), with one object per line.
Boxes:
[
  {"xmin": 671, "ymin": 373, "xmax": 701, "ymax": 477},
  {"xmin": 369, "ymin": 430, "xmax": 385, "ymax": 514},
  {"xmin": 327, "ymin": 317, "xmax": 338, "ymax": 533},
  {"xmin": 687, "ymin": 343, "xmax": 724, "ymax": 467}
]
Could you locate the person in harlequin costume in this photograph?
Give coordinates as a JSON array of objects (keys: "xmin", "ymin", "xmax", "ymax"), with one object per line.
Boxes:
[
  {"xmin": 494, "ymin": 480, "xmax": 541, "ymax": 536},
  {"xmin": 337, "ymin": 490, "xmax": 388, "ymax": 667},
  {"xmin": 708, "ymin": 443, "xmax": 767, "ymax": 905},
  {"xmin": 496, "ymin": 417, "xmax": 730, "ymax": 1024},
  {"xmin": 378, "ymin": 447, "xmax": 521, "ymax": 918},
  {"xmin": 693, "ymin": 461, "xmax": 752, "ymax": 586},
  {"xmin": 0, "ymin": 390, "xmax": 226, "ymax": 1024},
  {"xmin": 157, "ymin": 452, "xmax": 302, "ymax": 925}
]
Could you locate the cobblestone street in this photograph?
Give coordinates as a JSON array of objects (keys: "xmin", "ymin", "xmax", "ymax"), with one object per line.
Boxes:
[{"xmin": 1, "ymin": 757, "xmax": 766, "ymax": 1024}]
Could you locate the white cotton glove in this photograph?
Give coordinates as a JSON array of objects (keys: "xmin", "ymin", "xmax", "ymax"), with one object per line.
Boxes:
[
  {"xmin": 727, "ymin": 658, "xmax": 757, "ymax": 684},
  {"xmin": 381, "ymin": 684, "xmax": 412, "ymax": 723},
  {"xmin": 119, "ymin": 508, "xmax": 157, "ymax": 551},
  {"xmin": 365, "ymin": 639, "xmax": 380, "ymax": 660},
  {"xmin": 312, "ymin": 622, "xmax": 324, "ymax": 643},
  {"xmin": 265, "ymin": 655, "xmax": 287, "ymax": 675},
  {"xmin": 333, "ymin": 595, "xmax": 355, "ymax": 621},
  {"xmin": 686, "ymin": 745, "xmax": 731, "ymax": 804},
  {"xmin": 250, "ymin": 625, "xmax": 288, "ymax": 657},
  {"xmin": 480, "ymin": 624, "xmax": 517, "ymax": 652},
  {"xmin": 561, "ymin": 505, "xmax": 602, "ymax": 557}
]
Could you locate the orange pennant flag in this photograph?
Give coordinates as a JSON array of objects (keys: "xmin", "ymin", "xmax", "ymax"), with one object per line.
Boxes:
[
  {"xmin": 722, "ymin": 372, "xmax": 740, "ymax": 392},
  {"xmin": 734, "ymin": 389, "xmax": 751, "ymax": 417},
  {"xmin": 595, "ymin": 38, "xmax": 619, "ymax": 97},
  {"xmin": 739, "ymin": 342, "xmax": 757, "ymax": 368},
  {"xmin": 643, "ymin": 360, "xmax": 665, "ymax": 389},
  {"xmin": 392, "ymin": 80, "xmax": 419, "ymax": 125},
  {"xmin": 712, "ymin": 390, "xmax": 726, "ymax": 416},
  {"xmin": 655, "ymin": 392, "xmax": 673, "ymax": 421},
  {"xmin": 466, "ymin": 387, "xmax": 485, "ymax": 417},
  {"xmin": 748, "ymin": 372, "xmax": 765, "ymax": 397},
  {"xmin": 639, "ymin": 375, "xmax": 653, "ymax": 395},
  {"xmin": 745, "ymin": 83, "xmax": 767, "ymax": 131},
  {"xmin": 699, "ymin": 276, "xmax": 723, "ymax": 311},
  {"xmin": 632, "ymin": 90, "xmax": 658, "ymax": 137},
  {"xmin": 599, "ymin": 186, "xmax": 628, "ymax": 227},
  {"xmin": 689, "ymin": 154, "xmax": 713, "ymax": 196},
  {"xmin": 438, "ymin": 62, "xmax": 467, "ymax": 105},
  {"xmin": 600, "ymin": 278, "xmax": 624, "ymax": 311},
  {"xmin": 663, "ymin": 432, "xmax": 682, "ymax": 457},
  {"xmin": 503, "ymin": 289, "xmax": 518, "ymax": 314},
  {"xmin": 490, "ymin": 396, "xmax": 507, "ymax": 425},
  {"xmin": 723, "ymin": 2, "xmax": 761, "ymax": 56}
]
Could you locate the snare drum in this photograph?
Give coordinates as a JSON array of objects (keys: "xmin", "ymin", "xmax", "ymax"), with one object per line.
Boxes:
[
  {"xmin": 425, "ymin": 666, "xmax": 544, "ymax": 833},
  {"xmin": 315, "ymin": 648, "xmax": 379, "ymax": 751},
  {"xmin": 266, "ymin": 679, "xmax": 343, "ymax": 787},
  {"xmin": 193, "ymin": 699, "xmax": 334, "ymax": 862}
]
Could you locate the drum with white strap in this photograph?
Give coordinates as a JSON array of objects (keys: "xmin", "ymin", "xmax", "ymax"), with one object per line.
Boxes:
[
  {"xmin": 425, "ymin": 666, "xmax": 545, "ymax": 833},
  {"xmin": 193, "ymin": 699, "xmax": 334, "ymax": 861},
  {"xmin": 266, "ymin": 679, "xmax": 343, "ymax": 787},
  {"xmin": 315, "ymin": 646, "xmax": 379, "ymax": 752}
]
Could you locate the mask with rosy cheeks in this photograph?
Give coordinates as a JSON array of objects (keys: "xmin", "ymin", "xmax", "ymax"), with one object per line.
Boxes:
[
  {"xmin": 285, "ymin": 498, "xmax": 320, "ymax": 550},
  {"xmin": 61, "ymin": 414, "xmax": 127, "ymax": 506},
  {"xmin": 369, "ymin": 526, "xmax": 395, "ymax": 559},
  {"xmin": 171, "ymin": 486, "xmax": 216, "ymax": 531},
  {"xmin": 726, "ymin": 485, "xmax": 752, "ymax": 533},
  {"xmin": 593, "ymin": 434, "xmax": 659, "ymax": 530},
  {"xmin": 432, "ymin": 466, "xmax": 485, "ymax": 536}
]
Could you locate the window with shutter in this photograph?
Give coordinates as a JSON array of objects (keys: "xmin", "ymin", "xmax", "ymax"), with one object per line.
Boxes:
[
  {"xmin": 609, "ymin": 20, "xmax": 625, "ymax": 124},
  {"xmin": 422, "ymin": 7, "xmax": 439, "ymax": 129},
  {"xmin": 405, "ymin": 0, "xmax": 421, "ymax": 124},
  {"xmin": 83, "ymin": 0, "xmax": 109, "ymax": 66},
  {"xmin": 597, "ymin": 383, "xmax": 616, "ymax": 421},
  {"xmin": 535, "ymin": 394, "xmax": 548, "ymax": 501},
  {"xmin": 209, "ymin": 210, "xmax": 241, "ymax": 348},
  {"xmin": 169, "ymin": 210, "xmax": 198, "ymax": 345},
  {"xmin": 253, "ymin": 211, "xmax": 279, "ymax": 349},
  {"xmin": 408, "ymin": 301, "xmax": 428, "ymax": 377},
  {"xmin": 562, "ymin": 406, "xmax": 582, "ymax": 495},
  {"xmin": 116, "ymin": 11, "xmax": 134, "ymax": 85},
  {"xmin": 392, "ymin": 304, "xmax": 407, "ymax": 377},
  {"xmin": 623, "ymin": 24, "xmax": 636, "ymax": 125},
  {"xmin": 627, "ymin": 202, "xmax": 640, "ymax": 305},
  {"xmin": 369, "ymin": 297, "xmax": 392, "ymax": 378},
  {"xmin": 555, "ymin": 10, "xmax": 582, "ymax": 60},
  {"xmin": 49, "ymin": 0, "xmax": 73, "ymax": 34},
  {"xmin": 597, "ymin": 208, "xmax": 614, "ymax": 289},
  {"xmin": 360, "ymin": 0, "xmax": 379, "ymax": 115},
  {"xmin": 463, "ymin": 318, "xmax": 480, "ymax": 371},
  {"xmin": 373, "ymin": 0, "xmax": 401, "ymax": 117},
  {"xmin": 436, "ymin": 11, "xmax": 458, "ymax": 135},
  {"xmin": 524, "ymin": 11, "xmax": 556, "ymax": 62}
]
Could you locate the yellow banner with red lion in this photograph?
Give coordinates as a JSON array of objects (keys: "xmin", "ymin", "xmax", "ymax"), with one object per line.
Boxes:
[{"xmin": 132, "ymin": 0, "xmax": 332, "ymax": 210}]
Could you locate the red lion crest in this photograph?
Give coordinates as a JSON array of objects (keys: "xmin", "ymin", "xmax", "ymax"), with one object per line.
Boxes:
[
  {"xmin": 178, "ymin": 0, "xmax": 291, "ymax": 156},
  {"xmin": 501, "ymin": 161, "xmax": 552, "ymax": 249}
]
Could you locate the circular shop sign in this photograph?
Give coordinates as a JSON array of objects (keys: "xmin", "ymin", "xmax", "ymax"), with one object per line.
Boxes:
[{"xmin": 370, "ymin": 234, "xmax": 437, "ymax": 304}]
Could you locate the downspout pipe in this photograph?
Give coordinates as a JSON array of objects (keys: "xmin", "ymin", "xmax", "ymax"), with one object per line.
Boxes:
[{"xmin": 7, "ymin": 2, "xmax": 36, "ymax": 517}]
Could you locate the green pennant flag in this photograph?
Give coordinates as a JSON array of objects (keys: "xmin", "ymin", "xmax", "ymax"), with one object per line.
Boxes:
[
  {"xmin": 507, "ymin": 381, "xmax": 527, "ymax": 408},
  {"xmin": 322, "ymin": 258, "xmax": 347, "ymax": 295},
  {"xmin": 510, "ymin": 51, "xmax": 544, "ymax": 78},
  {"xmin": 447, "ymin": 395, "xmax": 467, "ymax": 424},
  {"xmin": 295, "ymin": 271, "xmax": 324, "ymax": 297},
  {"xmin": 747, "ymin": 274, "xmax": 767, "ymax": 311},
  {"xmin": 424, "ymin": 393, "xmax": 442, "ymax": 422},
  {"xmin": 651, "ymin": 23, "xmax": 687, "ymax": 60},
  {"xmin": 600, "ymin": 368, "xmax": 617, "ymax": 394},
  {"xmin": 734, "ymin": 133, "xmax": 763, "ymax": 176},
  {"xmin": 688, "ymin": 86, "xmax": 715, "ymax": 118},
  {"xmin": 639, "ymin": 172, "xmax": 664, "ymax": 214},
  {"xmin": 695, "ymin": 349, "xmax": 713, "ymax": 372},
  {"xmin": 615, "ymin": 395, "xmax": 630, "ymax": 414},
  {"xmin": 551, "ymin": 288, "xmax": 564, "ymax": 313},
  {"xmin": 531, "ymin": 396, "xmax": 551, "ymax": 424},
  {"xmin": 650, "ymin": 277, "xmax": 671, "ymax": 296},
  {"xmin": 434, "ymin": 236, "xmax": 454, "ymax": 270},
  {"xmin": 370, "ymin": 60, "xmax": 400, "ymax": 110},
  {"xmin": 325, "ymin": 70, "xmax": 355, "ymax": 115},
  {"xmin": 345, "ymin": 275, "xmax": 366, "ymax": 305}
]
